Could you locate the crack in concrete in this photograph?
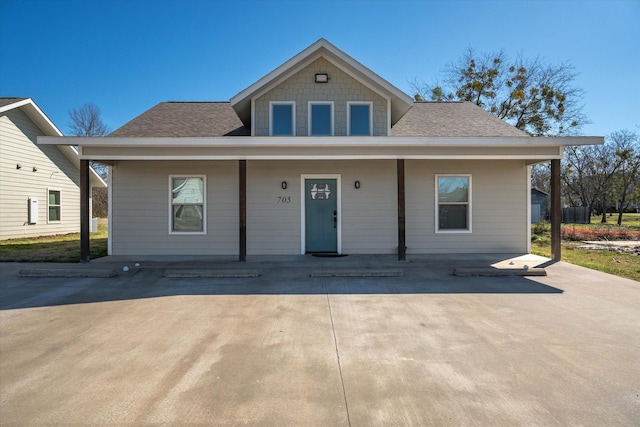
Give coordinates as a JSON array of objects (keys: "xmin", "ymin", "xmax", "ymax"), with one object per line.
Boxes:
[{"xmin": 325, "ymin": 282, "xmax": 351, "ymax": 427}]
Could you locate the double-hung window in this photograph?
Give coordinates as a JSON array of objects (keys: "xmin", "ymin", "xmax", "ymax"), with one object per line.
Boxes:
[
  {"xmin": 170, "ymin": 176, "xmax": 206, "ymax": 234},
  {"xmin": 347, "ymin": 102, "xmax": 372, "ymax": 136},
  {"xmin": 48, "ymin": 189, "xmax": 61, "ymax": 222},
  {"xmin": 270, "ymin": 101, "xmax": 295, "ymax": 136},
  {"xmin": 436, "ymin": 175, "xmax": 471, "ymax": 232},
  {"xmin": 308, "ymin": 102, "xmax": 333, "ymax": 136}
]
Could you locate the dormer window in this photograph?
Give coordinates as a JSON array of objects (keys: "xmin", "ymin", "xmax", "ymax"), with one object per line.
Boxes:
[
  {"xmin": 308, "ymin": 102, "xmax": 334, "ymax": 136},
  {"xmin": 270, "ymin": 101, "xmax": 295, "ymax": 136},
  {"xmin": 347, "ymin": 102, "xmax": 372, "ymax": 136}
]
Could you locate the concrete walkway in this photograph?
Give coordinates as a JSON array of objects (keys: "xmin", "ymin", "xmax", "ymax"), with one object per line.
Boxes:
[{"xmin": 1, "ymin": 255, "xmax": 639, "ymax": 425}]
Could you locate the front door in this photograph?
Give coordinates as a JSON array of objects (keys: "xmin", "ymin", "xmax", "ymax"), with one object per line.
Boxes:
[{"xmin": 305, "ymin": 178, "xmax": 337, "ymax": 253}]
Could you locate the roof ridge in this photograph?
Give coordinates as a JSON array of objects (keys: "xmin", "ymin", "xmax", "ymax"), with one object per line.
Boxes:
[
  {"xmin": 164, "ymin": 101, "xmax": 229, "ymax": 104},
  {"xmin": 413, "ymin": 101, "xmax": 465, "ymax": 104}
]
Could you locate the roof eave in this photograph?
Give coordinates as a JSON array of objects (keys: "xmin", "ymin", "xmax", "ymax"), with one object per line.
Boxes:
[
  {"xmin": 0, "ymin": 98, "xmax": 63, "ymax": 136},
  {"xmin": 38, "ymin": 135, "xmax": 604, "ymax": 148}
]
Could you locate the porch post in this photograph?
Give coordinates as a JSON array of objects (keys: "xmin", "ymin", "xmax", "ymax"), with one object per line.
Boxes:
[
  {"xmin": 239, "ymin": 160, "xmax": 247, "ymax": 262},
  {"xmin": 80, "ymin": 159, "xmax": 90, "ymax": 263},
  {"xmin": 550, "ymin": 159, "xmax": 562, "ymax": 260},
  {"xmin": 397, "ymin": 159, "xmax": 406, "ymax": 261}
]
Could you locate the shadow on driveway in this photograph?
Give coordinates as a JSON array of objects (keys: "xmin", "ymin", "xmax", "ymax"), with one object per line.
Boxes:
[{"xmin": 1, "ymin": 260, "xmax": 563, "ymax": 310}]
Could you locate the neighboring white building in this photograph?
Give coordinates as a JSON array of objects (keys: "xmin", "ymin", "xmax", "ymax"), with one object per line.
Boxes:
[
  {"xmin": 40, "ymin": 39, "xmax": 601, "ymax": 259},
  {"xmin": 0, "ymin": 98, "xmax": 105, "ymax": 240}
]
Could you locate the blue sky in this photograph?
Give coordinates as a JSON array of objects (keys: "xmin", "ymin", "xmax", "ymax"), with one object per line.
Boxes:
[{"xmin": 1, "ymin": 0, "xmax": 638, "ymax": 137}]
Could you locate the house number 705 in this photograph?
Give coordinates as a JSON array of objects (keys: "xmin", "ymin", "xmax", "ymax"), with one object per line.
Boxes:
[{"xmin": 277, "ymin": 196, "xmax": 291, "ymax": 204}]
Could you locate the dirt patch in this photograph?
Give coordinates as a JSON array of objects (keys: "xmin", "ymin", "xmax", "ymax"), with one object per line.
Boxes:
[{"xmin": 576, "ymin": 241, "xmax": 640, "ymax": 256}]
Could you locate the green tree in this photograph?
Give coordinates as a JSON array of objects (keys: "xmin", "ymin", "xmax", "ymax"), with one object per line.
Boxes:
[{"xmin": 411, "ymin": 48, "xmax": 587, "ymax": 136}]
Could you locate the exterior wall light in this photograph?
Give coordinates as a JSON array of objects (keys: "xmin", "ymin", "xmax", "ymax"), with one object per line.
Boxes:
[
  {"xmin": 315, "ymin": 73, "xmax": 329, "ymax": 83},
  {"xmin": 281, "ymin": 181, "xmax": 287, "ymax": 190},
  {"xmin": 354, "ymin": 180, "xmax": 360, "ymax": 189},
  {"xmin": 32, "ymin": 167, "xmax": 38, "ymax": 172},
  {"xmin": 16, "ymin": 164, "xmax": 22, "ymax": 169}
]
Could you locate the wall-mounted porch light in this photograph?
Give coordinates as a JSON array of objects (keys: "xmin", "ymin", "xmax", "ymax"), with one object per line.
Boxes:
[
  {"xmin": 281, "ymin": 181, "xmax": 288, "ymax": 190},
  {"xmin": 354, "ymin": 180, "xmax": 360, "ymax": 189},
  {"xmin": 315, "ymin": 73, "xmax": 329, "ymax": 83}
]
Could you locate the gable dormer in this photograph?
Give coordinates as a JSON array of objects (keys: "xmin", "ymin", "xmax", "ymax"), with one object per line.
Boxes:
[{"xmin": 230, "ymin": 39, "xmax": 413, "ymax": 136}]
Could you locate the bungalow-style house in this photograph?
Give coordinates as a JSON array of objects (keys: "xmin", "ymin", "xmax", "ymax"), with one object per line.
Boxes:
[
  {"xmin": 0, "ymin": 98, "xmax": 106, "ymax": 240},
  {"xmin": 40, "ymin": 39, "xmax": 602, "ymax": 261}
]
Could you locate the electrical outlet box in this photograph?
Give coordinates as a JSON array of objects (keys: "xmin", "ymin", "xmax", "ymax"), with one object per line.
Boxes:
[{"xmin": 28, "ymin": 197, "xmax": 38, "ymax": 224}]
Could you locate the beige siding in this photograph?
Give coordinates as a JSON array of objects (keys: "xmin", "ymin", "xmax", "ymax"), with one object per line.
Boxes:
[
  {"xmin": 247, "ymin": 160, "xmax": 397, "ymax": 255},
  {"xmin": 254, "ymin": 58, "xmax": 388, "ymax": 136},
  {"xmin": 0, "ymin": 109, "xmax": 81, "ymax": 240},
  {"xmin": 110, "ymin": 159, "xmax": 528, "ymax": 256},
  {"xmin": 111, "ymin": 161, "xmax": 238, "ymax": 255},
  {"xmin": 246, "ymin": 161, "xmax": 301, "ymax": 255},
  {"xmin": 340, "ymin": 161, "xmax": 397, "ymax": 254},
  {"xmin": 405, "ymin": 160, "xmax": 529, "ymax": 253}
]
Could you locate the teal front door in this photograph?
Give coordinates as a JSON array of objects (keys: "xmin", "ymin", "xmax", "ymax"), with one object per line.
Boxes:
[{"xmin": 305, "ymin": 179, "xmax": 337, "ymax": 253}]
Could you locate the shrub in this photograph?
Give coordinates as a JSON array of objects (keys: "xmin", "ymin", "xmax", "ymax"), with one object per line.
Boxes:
[{"xmin": 561, "ymin": 225, "xmax": 640, "ymax": 241}]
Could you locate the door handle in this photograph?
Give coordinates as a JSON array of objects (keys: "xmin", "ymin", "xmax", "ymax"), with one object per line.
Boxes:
[{"xmin": 333, "ymin": 210, "xmax": 337, "ymax": 228}]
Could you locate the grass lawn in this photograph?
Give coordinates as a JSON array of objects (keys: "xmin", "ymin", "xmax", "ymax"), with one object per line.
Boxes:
[
  {"xmin": 0, "ymin": 226, "xmax": 108, "ymax": 263},
  {"xmin": 531, "ymin": 213, "xmax": 640, "ymax": 282},
  {"xmin": 531, "ymin": 241, "xmax": 640, "ymax": 282}
]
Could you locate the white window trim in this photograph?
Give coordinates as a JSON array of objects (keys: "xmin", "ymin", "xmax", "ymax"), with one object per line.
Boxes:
[
  {"xmin": 168, "ymin": 175, "xmax": 207, "ymax": 235},
  {"xmin": 308, "ymin": 101, "xmax": 334, "ymax": 136},
  {"xmin": 47, "ymin": 188, "xmax": 61, "ymax": 223},
  {"xmin": 435, "ymin": 174, "xmax": 472, "ymax": 234},
  {"xmin": 269, "ymin": 101, "xmax": 296, "ymax": 136},
  {"xmin": 347, "ymin": 101, "xmax": 373, "ymax": 136}
]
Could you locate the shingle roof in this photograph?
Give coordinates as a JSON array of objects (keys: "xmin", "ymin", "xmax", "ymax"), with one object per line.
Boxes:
[
  {"xmin": 109, "ymin": 100, "xmax": 528, "ymax": 138},
  {"xmin": 0, "ymin": 97, "xmax": 27, "ymax": 108},
  {"xmin": 391, "ymin": 102, "xmax": 529, "ymax": 137},
  {"xmin": 109, "ymin": 102, "xmax": 249, "ymax": 137}
]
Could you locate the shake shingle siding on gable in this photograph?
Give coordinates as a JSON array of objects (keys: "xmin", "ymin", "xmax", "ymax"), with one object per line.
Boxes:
[
  {"xmin": 39, "ymin": 39, "xmax": 602, "ymax": 258},
  {"xmin": 254, "ymin": 57, "xmax": 388, "ymax": 136}
]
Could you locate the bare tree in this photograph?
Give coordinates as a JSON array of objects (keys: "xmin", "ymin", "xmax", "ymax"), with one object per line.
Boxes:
[
  {"xmin": 68, "ymin": 102, "xmax": 109, "ymax": 137},
  {"xmin": 68, "ymin": 102, "xmax": 110, "ymax": 218},
  {"xmin": 609, "ymin": 130, "xmax": 640, "ymax": 225},
  {"xmin": 562, "ymin": 145, "xmax": 600, "ymax": 220},
  {"xmin": 563, "ymin": 132, "xmax": 639, "ymax": 224}
]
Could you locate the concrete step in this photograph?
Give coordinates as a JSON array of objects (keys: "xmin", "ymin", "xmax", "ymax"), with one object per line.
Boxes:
[
  {"xmin": 164, "ymin": 269, "xmax": 259, "ymax": 278},
  {"xmin": 19, "ymin": 269, "xmax": 118, "ymax": 278},
  {"xmin": 453, "ymin": 268, "xmax": 546, "ymax": 277},
  {"xmin": 311, "ymin": 269, "xmax": 404, "ymax": 277}
]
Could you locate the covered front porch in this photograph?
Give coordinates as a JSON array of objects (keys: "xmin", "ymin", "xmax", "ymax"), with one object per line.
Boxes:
[{"xmin": 38, "ymin": 135, "xmax": 600, "ymax": 262}]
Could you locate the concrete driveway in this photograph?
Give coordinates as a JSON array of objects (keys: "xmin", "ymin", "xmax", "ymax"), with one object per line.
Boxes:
[{"xmin": 1, "ymin": 255, "xmax": 639, "ymax": 425}]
